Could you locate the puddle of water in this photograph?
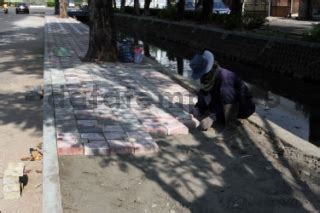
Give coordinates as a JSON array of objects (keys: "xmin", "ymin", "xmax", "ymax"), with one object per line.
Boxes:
[{"xmin": 119, "ymin": 36, "xmax": 320, "ymax": 146}]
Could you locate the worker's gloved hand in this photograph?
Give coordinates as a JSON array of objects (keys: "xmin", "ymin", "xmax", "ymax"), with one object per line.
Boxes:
[{"xmin": 199, "ymin": 113, "xmax": 216, "ymax": 131}]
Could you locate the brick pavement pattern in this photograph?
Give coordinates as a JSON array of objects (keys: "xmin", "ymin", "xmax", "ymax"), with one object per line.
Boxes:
[{"xmin": 45, "ymin": 16, "xmax": 197, "ymax": 156}]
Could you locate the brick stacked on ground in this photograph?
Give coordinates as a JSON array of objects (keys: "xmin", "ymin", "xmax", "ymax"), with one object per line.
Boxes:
[
  {"xmin": 3, "ymin": 162, "xmax": 24, "ymax": 200},
  {"xmin": 45, "ymin": 16, "xmax": 197, "ymax": 156}
]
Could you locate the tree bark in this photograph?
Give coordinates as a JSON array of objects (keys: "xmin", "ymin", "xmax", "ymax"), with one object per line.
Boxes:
[
  {"xmin": 59, "ymin": 0, "xmax": 68, "ymax": 18},
  {"xmin": 83, "ymin": 0, "xmax": 118, "ymax": 62},
  {"xmin": 112, "ymin": 0, "xmax": 117, "ymax": 8},
  {"xmin": 120, "ymin": 0, "xmax": 126, "ymax": 13},
  {"xmin": 166, "ymin": 0, "xmax": 171, "ymax": 7},
  {"xmin": 134, "ymin": 0, "xmax": 140, "ymax": 15},
  {"xmin": 177, "ymin": 57, "xmax": 184, "ymax": 75},
  {"xmin": 309, "ymin": 108, "xmax": 320, "ymax": 146},
  {"xmin": 177, "ymin": 0, "xmax": 185, "ymax": 20},
  {"xmin": 143, "ymin": 43, "xmax": 151, "ymax": 57},
  {"xmin": 144, "ymin": 0, "xmax": 151, "ymax": 16},
  {"xmin": 195, "ymin": 0, "xmax": 203, "ymax": 9},
  {"xmin": 55, "ymin": 0, "xmax": 60, "ymax": 14},
  {"xmin": 201, "ymin": 0, "xmax": 213, "ymax": 23},
  {"xmin": 231, "ymin": 0, "xmax": 242, "ymax": 15},
  {"xmin": 305, "ymin": 0, "xmax": 312, "ymax": 20}
]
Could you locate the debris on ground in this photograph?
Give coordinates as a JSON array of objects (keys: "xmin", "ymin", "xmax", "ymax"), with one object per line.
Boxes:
[
  {"xmin": 21, "ymin": 148, "xmax": 43, "ymax": 161},
  {"xmin": 25, "ymin": 86, "xmax": 43, "ymax": 101}
]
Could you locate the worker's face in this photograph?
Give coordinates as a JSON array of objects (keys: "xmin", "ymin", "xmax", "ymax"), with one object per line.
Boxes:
[{"xmin": 200, "ymin": 71, "xmax": 214, "ymax": 84}]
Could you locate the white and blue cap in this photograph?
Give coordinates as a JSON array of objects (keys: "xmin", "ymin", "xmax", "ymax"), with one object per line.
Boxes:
[{"xmin": 190, "ymin": 50, "xmax": 214, "ymax": 80}]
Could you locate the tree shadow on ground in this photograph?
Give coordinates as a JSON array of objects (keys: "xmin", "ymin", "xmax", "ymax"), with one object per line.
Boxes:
[
  {"xmin": 80, "ymin": 64, "xmax": 320, "ymax": 212},
  {"xmin": 0, "ymin": 14, "xmax": 44, "ymax": 133},
  {"xmin": 47, "ymin": 18, "xmax": 320, "ymax": 212}
]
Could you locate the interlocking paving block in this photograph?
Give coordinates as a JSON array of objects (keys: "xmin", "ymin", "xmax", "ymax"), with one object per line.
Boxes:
[
  {"xmin": 77, "ymin": 120, "xmax": 98, "ymax": 127},
  {"xmin": 84, "ymin": 140, "xmax": 109, "ymax": 156},
  {"xmin": 103, "ymin": 131, "xmax": 127, "ymax": 140},
  {"xmin": 132, "ymin": 139, "xmax": 159, "ymax": 154},
  {"xmin": 164, "ymin": 122, "xmax": 189, "ymax": 135},
  {"xmin": 47, "ymin": 17, "xmax": 207, "ymax": 157},
  {"xmin": 80, "ymin": 133, "xmax": 105, "ymax": 141},
  {"xmin": 141, "ymin": 122, "xmax": 168, "ymax": 137},
  {"xmin": 56, "ymin": 132, "xmax": 84, "ymax": 155},
  {"xmin": 103, "ymin": 125, "xmax": 124, "ymax": 132},
  {"xmin": 108, "ymin": 140, "xmax": 134, "ymax": 154},
  {"xmin": 79, "ymin": 126, "xmax": 103, "ymax": 133},
  {"xmin": 126, "ymin": 130, "xmax": 153, "ymax": 142}
]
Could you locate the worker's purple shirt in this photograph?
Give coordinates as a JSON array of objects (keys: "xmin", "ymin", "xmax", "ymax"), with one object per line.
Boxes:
[{"xmin": 195, "ymin": 68, "xmax": 255, "ymax": 123}]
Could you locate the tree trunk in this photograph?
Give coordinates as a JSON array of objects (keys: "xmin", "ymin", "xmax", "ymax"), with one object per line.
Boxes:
[
  {"xmin": 177, "ymin": 57, "xmax": 184, "ymax": 75},
  {"xmin": 177, "ymin": 0, "xmax": 185, "ymax": 20},
  {"xmin": 143, "ymin": 43, "xmax": 151, "ymax": 57},
  {"xmin": 144, "ymin": 0, "xmax": 151, "ymax": 16},
  {"xmin": 166, "ymin": 0, "xmax": 171, "ymax": 7},
  {"xmin": 195, "ymin": 0, "xmax": 202, "ymax": 9},
  {"xmin": 59, "ymin": 0, "xmax": 68, "ymax": 18},
  {"xmin": 112, "ymin": 0, "xmax": 117, "ymax": 8},
  {"xmin": 55, "ymin": 0, "xmax": 60, "ymax": 14},
  {"xmin": 134, "ymin": 0, "xmax": 140, "ymax": 15},
  {"xmin": 201, "ymin": 0, "xmax": 213, "ymax": 23},
  {"xmin": 120, "ymin": 0, "xmax": 126, "ymax": 12},
  {"xmin": 83, "ymin": 0, "xmax": 118, "ymax": 62},
  {"xmin": 309, "ymin": 108, "xmax": 320, "ymax": 146},
  {"xmin": 305, "ymin": 0, "xmax": 312, "ymax": 20},
  {"xmin": 231, "ymin": 0, "xmax": 242, "ymax": 15}
]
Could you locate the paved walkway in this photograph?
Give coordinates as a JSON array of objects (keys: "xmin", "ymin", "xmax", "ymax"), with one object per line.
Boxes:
[
  {"xmin": 266, "ymin": 17, "xmax": 320, "ymax": 35},
  {"xmin": 45, "ymin": 16, "xmax": 197, "ymax": 156}
]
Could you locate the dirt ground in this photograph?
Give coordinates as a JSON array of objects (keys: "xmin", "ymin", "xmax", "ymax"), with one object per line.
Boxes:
[
  {"xmin": 59, "ymin": 120, "xmax": 320, "ymax": 213},
  {"xmin": 0, "ymin": 13, "xmax": 44, "ymax": 212}
]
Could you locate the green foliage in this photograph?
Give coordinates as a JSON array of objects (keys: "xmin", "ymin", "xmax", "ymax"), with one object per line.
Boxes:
[
  {"xmin": 304, "ymin": 24, "xmax": 320, "ymax": 42},
  {"xmin": 47, "ymin": 0, "xmax": 55, "ymax": 7},
  {"xmin": 157, "ymin": 5, "xmax": 178, "ymax": 20},
  {"xmin": 47, "ymin": 2, "xmax": 55, "ymax": 7},
  {"xmin": 184, "ymin": 10, "xmax": 202, "ymax": 21},
  {"xmin": 223, "ymin": 14, "xmax": 242, "ymax": 30},
  {"xmin": 242, "ymin": 14, "xmax": 266, "ymax": 30},
  {"xmin": 211, "ymin": 13, "xmax": 229, "ymax": 25}
]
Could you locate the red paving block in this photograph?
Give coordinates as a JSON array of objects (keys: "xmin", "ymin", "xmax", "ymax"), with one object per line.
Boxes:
[
  {"xmin": 108, "ymin": 140, "xmax": 134, "ymax": 155},
  {"xmin": 141, "ymin": 122, "xmax": 168, "ymax": 137},
  {"xmin": 84, "ymin": 140, "xmax": 109, "ymax": 155},
  {"xmin": 163, "ymin": 122, "xmax": 189, "ymax": 135},
  {"xmin": 126, "ymin": 130, "xmax": 153, "ymax": 141},
  {"xmin": 57, "ymin": 137, "xmax": 83, "ymax": 156},
  {"xmin": 132, "ymin": 139, "xmax": 159, "ymax": 155}
]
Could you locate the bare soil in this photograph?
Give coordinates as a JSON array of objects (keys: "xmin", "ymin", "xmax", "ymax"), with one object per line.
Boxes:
[{"xmin": 59, "ymin": 120, "xmax": 320, "ymax": 213}]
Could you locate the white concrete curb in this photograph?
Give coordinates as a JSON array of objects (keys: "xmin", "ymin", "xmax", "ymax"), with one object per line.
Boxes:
[{"xmin": 42, "ymin": 16, "xmax": 63, "ymax": 213}]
